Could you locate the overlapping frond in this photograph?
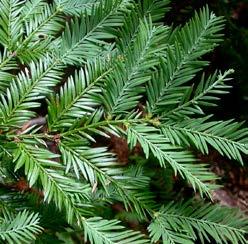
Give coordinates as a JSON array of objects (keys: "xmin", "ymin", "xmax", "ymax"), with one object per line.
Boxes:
[
  {"xmin": 117, "ymin": 165, "xmax": 156, "ymax": 217},
  {"xmin": 59, "ymin": 140, "xmax": 119, "ymax": 185},
  {"xmin": 0, "ymin": 56, "xmax": 62, "ymax": 128},
  {"xmin": 0, "ymin": 0, "xmax": 101, "ymax": 67},
  {"xmin": 103, "ymin": 18, "xmax": 169, "ymax": 116},
  {"xmin": 108, "ymin": 175, "xmax": 155, "ymax": 219},
  {"xmin": 23, "ymin": 1, "xmax": 63, "ymax": 38},
  {"xmin": 161, "ymin": 116, "xmax": 248, "ymax": 164},
  {"xmin": 0, "ymin": 210, "xmax": 43, "ymax": 244},
  {"xmin": 117, "ymin": 0, "xmax": 171, "ymax": 52},
  {"xmin": 48, "ymin": 59, "xmax": 110, "ymax": 130},
  {"xmin": 0, "ymin": 0, "xmax": 24, "ymax": 49},
  {"xmin": 57, "ymin": 0, "xmax": 132, "ymax": 65},
  {"xmin": 0, "ymin": 1, "xmax": 63, "ymax": 64},
  {"xmin": 127, "ymin": 125, "xmax": 218, "ymax": 197},
  {"xmin": 149, "ymin": 200, "xmax": 248, "ymax": 244},
  {"xmin": 84, "ymin": 217, "xmax": 148, "ymax": 244},
  {"xmin": 59, "ymin": 134, "xmax": 155, "ymax": 218},
  {"xmin": 146, "ymin": 6, "xmax": 225, "ymax": 115},
  {"xmin": 19, "ymin": 3, "xmax": 64, "ymax": 63},
  {"xmin": 0, "ymin": 3, "xmax": 54, "ymax": 77},
  {"xmin": 12, "ymin": 141, "xmax": 92, "ymax": 223},
  {"xmin": 59, "ymin": 109, "xmax": 122, "ymax": 139}
]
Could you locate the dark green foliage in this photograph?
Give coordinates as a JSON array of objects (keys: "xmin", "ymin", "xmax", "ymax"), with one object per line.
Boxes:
[
  {"xmin": 166, "ymin": 0, "xmax": 248, "ymax": 120},
  {"xmin": 0, "ymin": 0, "xmax": 247, "ymax": 243}
]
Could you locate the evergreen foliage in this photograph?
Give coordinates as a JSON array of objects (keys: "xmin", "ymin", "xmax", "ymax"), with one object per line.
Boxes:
[{"xmin": 0, "ymin": 0, "xmax": 247, "ymax": 243}]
